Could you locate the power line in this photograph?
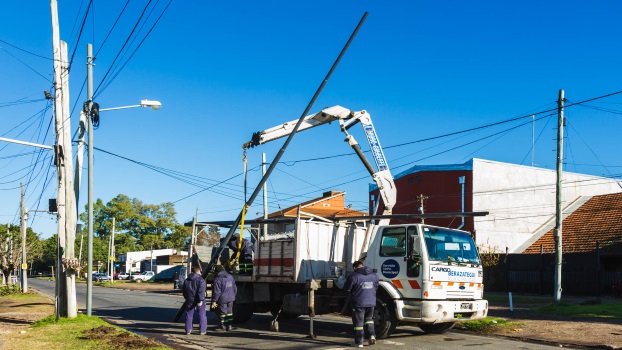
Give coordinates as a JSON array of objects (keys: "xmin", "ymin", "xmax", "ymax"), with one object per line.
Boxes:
[
  {"xmin": 0, "ymin": 46, "xmax": 52, "ymax": 83},
  {"xmin": 94, "ymin": 0, "xmax": 154, "ymax": 97},
  {"xmin": 94, "ymin": 0, "xmax": 131, "ymax": 57},
  {"xmin": 68, "ymin": 0, "xmax": 93, "ymax": 70},
  {"xmin": 0, "ymin": 39, "xmax": 53, "ymax": 60},
  {"xmin": 96, "ymin": 0, "xmax": 172, "ymax": 97}
]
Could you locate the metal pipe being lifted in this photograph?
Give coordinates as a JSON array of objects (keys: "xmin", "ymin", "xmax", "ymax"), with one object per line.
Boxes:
[{"xmin": 173, "ymin": 11, "xmax": 368, "ymax": 321}]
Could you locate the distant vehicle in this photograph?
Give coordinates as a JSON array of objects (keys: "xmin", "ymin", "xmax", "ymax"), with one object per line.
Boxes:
[
  {"xmin": 178, "ymin": 266, "xmax": 187, "ymax": 289},
  {"xmin": 93, "ymin": 272, "xmax": 110, "ymax": 282},
  {"xmin": 130, "ymin": 271, "xmax": 155, "ymax": 283},
  {"xmin": 117, "ymin": 272, "xmax": 131, "ymax": 280}
]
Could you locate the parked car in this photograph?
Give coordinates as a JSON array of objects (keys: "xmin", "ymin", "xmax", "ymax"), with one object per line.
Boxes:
[
  {"xmin": 117, "ymin": 272, "xmax": 131, "ymax": 280},
  {"xmin": 178, "ymin": 266, "xmax": 187, "ymax": 289},
  {"xmin": 93, "ymin": 272, "xmax": 110, "ymax": 282},
  {"xmin": 130, "ymin": 271, "xmax": 155, "ymax": 283}
]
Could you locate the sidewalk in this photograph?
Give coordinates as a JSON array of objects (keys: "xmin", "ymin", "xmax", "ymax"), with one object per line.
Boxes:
[{"xmin": 471, "ymin": 292, "xmax": 622, "ymax": 349}]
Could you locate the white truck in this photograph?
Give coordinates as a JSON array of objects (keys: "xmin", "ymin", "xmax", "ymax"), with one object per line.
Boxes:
[
  {"xmin": 130, "ymin": 270, "xmax": 155, "ymax": 282},
  {"xmin": 207, "ymin": 106, "xmax": 488, "ymax": 338}
]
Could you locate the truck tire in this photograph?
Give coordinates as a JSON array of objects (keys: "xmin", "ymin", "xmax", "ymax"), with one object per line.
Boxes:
[
  {"xmin": 233, "ymin": 302, "xmax": 254, "ymax": 323},
  {"xmin": 136, "ymin": 279, "xmax": 142, "ymax": 283},
  {"xmin": 375, "ymin": 295, "xmax": 397, "ymax": 339},
  {"xmin": 419, "ymin": 322, "xmax": 455, "ymax": 334}
]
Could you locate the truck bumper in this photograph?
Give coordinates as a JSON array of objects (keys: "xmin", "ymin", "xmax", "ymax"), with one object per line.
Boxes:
[{"xmin": 395, "ymin": 299, "xmax": 488, "ymax": 323}]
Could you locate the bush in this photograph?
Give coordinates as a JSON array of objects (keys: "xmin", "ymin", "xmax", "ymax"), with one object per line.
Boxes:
[{"xmin": 0, "ymin": 284, "xmax": 22, "ymax": 296}]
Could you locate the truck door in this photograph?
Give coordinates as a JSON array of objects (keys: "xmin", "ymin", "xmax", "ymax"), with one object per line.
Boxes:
[{"xmin": 376, "ymin": 226, "xmax": 422, "ymax": 299}]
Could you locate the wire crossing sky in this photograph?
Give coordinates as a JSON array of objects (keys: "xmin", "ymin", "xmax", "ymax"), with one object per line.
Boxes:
[{"xmin": 1, "ymin": 1, "xmax": 622, "ymax": 238}]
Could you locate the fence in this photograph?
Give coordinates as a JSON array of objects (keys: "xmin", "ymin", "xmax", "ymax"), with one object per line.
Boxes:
[{"xmin": 483, "ymin": 251, "xmax": 622, "ymax": 296}]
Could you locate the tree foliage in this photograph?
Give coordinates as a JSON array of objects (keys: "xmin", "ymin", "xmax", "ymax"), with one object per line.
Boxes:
[
  {"xmin": 1, "ymin": 224, "xmax": 42, "ymax": 284},
  {"xmin": 78, "ymin": 194, "xmax": 184, "ymax": 250}
]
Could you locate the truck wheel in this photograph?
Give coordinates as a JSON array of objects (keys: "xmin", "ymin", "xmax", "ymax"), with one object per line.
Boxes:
[
  {"xmin": 233, "ymin": 302, "xmax": 254, "ymax": 323},
  {"xmin": 375, "ymin": 295, "xmax": 397, "ymax": 339},
  {"xmin": 419, "ymin": 322, "xmax": 455, "ymax": 334},
  {"xmin": 136, "ymin": 279, "xmax": 142, "ymax": 283}
]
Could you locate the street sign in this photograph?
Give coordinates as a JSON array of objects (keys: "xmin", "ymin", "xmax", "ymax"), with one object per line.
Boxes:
[{"xmin": 21, "ymin": 263, "xmax": 27, "ymax": 269}]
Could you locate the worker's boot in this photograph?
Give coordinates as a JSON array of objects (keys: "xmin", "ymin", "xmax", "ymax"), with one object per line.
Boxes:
[
  {"xmin": 226, "ymin": 324, "xmax": 236, "ymax": 331},
  {"xmin": 214, "ymin": 325, "xmax": 227, "ymax": 332}
]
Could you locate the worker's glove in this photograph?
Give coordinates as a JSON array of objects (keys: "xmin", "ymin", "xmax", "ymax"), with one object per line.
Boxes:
[
  {"xmin": 197, "ymin": 301, "xmax": 203, "ymax": 307},
  {"xmin": 211, "ymin": 302, "xmax": 217, "ymax": 309}
]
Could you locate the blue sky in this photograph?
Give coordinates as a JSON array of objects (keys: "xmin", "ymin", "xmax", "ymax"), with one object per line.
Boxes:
[{"xmin": 2, "ymin": 1, "xmax": 622, "ymax": 239}]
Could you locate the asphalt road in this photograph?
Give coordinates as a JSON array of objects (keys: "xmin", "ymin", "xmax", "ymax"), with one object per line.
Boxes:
[{"xmin": 28, "ymin": 278, "xmax": 576, "ymax": 350}]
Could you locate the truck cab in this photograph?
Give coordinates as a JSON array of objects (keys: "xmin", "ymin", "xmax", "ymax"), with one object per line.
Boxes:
[{"xmin": 366, "ymin": 224, "xmax": 488, "ymax": 335}]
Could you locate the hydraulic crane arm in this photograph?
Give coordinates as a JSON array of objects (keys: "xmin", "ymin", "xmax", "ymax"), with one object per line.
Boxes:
[{"xmin": 243, "ymin": 105, "xmax": 396, "ymax": 214}]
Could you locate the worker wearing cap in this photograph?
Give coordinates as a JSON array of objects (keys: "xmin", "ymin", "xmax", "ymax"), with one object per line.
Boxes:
[
  {"xmin": 211, "ymin": 265, "xmax": 238, "ymax": 331},
  {"xmin": 182, "ymin": 266, "xmax": 207, "ymax": 335},
  {"xmin": 344, "ymin": 260, "xmax": 379, "ymax": 347}
]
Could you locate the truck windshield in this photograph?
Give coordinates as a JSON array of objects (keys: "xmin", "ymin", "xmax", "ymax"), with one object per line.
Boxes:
[{"xmin": 422, "ymin": 227, "xmax": 480, "ymax": 265}]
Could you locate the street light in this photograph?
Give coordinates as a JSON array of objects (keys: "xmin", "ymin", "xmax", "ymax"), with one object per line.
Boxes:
[
  {"xmin": 85, "ymin": 99, "xmax": 161, "ymax": 315},
  {"xmin": 99, "ymin": 99, "xmax": 162, "ymax": 112},
  {"xmin": 85, "ymin": 43, "xmax": 162, "ymax": 316}
]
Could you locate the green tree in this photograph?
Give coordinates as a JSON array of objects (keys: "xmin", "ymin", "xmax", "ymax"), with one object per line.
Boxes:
[
  {"xmin": 165, "ymin": 224, "xmax": 191, "ymax": 251},
  {"xmin": 1, "ymin": 224, "xmax": 42, "ymax": 283},
  {"xmin": 79, "ymin": 194, "xmax": 182, "ymax": 251}
]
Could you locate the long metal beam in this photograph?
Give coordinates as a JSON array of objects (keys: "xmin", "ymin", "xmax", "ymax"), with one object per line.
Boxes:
[{"xmin": 173, "ymin": 11, "xmax": 368, "ymax": 322}]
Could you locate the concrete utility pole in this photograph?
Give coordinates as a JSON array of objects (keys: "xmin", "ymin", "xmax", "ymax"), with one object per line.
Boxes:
[
  {"xmin": 554, "ymin": 89, "xmax": 565, "ymax": 304},
  {"xmin": 51, "ymin": 0, "xmax": 78, "ymax": 318},
  {"xmin": 20, "ymin": 183, "xmax": 27, "ymax": 293}
]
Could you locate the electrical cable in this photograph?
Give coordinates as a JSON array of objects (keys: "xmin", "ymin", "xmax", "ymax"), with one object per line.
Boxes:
[
  {"xmin": 94, "ymin": 0, "xmax": 131, "ymax": 57},
  {"xmin": 0, "ymin": 39, "xmax": 53, "ymax": 61},
  {"xmin": 94, "ymin": 0, "xmax": 154, "ymax": 97},
  {"xmin": 96, "ymin": 0, "xmax": 172, "ymax": 97},
  {"xmin": 67, "ymin": 0, "xmax": 92, "ymax": 71},
  {"xmin": 0, "ymin": 47, "xmax": 52, "ymax": 83}
]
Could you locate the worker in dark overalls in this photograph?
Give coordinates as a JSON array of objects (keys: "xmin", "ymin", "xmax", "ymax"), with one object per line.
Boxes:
[
  {"xmin": 227, "ymin": 233, "xmax": 254, "ymax": 275},
  {"xmin": 343, "ymin": 260, "xmax": 379, "ymax": 347}
]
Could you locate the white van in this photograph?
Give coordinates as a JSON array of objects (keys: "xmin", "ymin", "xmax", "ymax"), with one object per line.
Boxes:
[{"xmin": 178, "ymin": 266, "xmax": 187, "ymax": 289}]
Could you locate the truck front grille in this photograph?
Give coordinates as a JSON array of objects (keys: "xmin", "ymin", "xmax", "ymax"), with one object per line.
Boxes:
[{"xmin": 446, "ymin": 290, "xmax": 475, "ymax": 299}]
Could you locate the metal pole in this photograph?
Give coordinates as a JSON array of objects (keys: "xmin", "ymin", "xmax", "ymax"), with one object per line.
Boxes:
[
  {"xmin": 262, "ymin": 152, "xmax": 268, "ymax": 239},
  {"xmin": 111, "ymin": 217, "xmax": 115, "ymax": 282},
  {"xmin": 553, "ymin": 89, "xmax": 564, "ymax": 304},
  {"xmin": 174, "ymin": 12, "xmax": 369, "ymax": 322},
  {"xmin": 531, "ymin": 115, "xmax": 535, "ymax": 167},
  {"xmin": 20, "ymin": 183, "xmax": 27, "ymax": 293},
  {"xmin": 86, "ymin": 43, "xmax": 94, "ymax": 316},
  {"xmin": 202, "ymin": 11, "xmax": 368, "ymax": 278}
]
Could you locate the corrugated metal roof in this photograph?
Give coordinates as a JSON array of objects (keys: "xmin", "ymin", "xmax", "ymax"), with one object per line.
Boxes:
[
  {"xmin": 523, "ymin": 192, "xmax": 622, "ymax": 254},
  {"xmin": 264, "ymin": 191, "xmax": 367, "ymax": 219}
]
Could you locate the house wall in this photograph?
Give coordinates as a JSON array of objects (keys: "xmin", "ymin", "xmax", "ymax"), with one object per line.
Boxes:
[
  {"xmin": 370, "ymin": 158, "xmax": 622, "ymax": 254},
  {"xmin": 370, "ymin": 169, "xmax": 474, "ymax": 231},
  {"xmin": 472, "ymin": 159, "xmax": 622, "ymax": 252}
]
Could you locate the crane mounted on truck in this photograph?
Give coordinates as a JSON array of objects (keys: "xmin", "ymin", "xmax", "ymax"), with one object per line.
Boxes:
[{"xmin": 206, "ymin": 106, "xmax": 488, "ymax": 338}]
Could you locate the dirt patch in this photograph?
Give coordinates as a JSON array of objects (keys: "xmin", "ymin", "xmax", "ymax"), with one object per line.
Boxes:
[
  {"xmin": 82, "ymin": 325, "xmax": 162, "ymax": 349},
  {"xmin": 0, "ymin": 293, "xmax": 54, "ymax": 339},
  {"xmin": 457, "ymin": 298, "xmax": 622, "ymax": 349}
]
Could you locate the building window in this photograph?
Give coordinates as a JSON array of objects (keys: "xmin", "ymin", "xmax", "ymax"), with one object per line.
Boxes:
[
  {"xmin": 408, "ymin": 177, "xmax": 414, "ymax": 183},
  {"xmin": 415, "ymin": 175, "xmax": 422, "ymax": 183}
]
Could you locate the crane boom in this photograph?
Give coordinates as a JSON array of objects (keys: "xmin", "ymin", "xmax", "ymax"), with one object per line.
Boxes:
[{"xmin": 243, "ymin": 105, "xmax": 396, "ymax": 214}]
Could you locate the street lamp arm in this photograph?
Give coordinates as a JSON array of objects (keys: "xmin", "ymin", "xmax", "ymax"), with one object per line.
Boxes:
[
  {"xmin": 99, "ymin": 99, "xmax": 162, "ymax": 112},
  {"xmin": 0, "ymin": 136, "xmax": 53, "ymax": 150}
]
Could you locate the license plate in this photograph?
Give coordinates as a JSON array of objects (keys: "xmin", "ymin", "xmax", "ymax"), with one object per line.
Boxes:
[{"xmin": 460, "ymin": 303, "xmax": 472, "ymax": 310}]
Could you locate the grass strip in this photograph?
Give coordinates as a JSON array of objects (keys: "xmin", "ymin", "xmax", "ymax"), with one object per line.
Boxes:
[
  {"xmin": 536, "ymin": 302, "xmax": 622, "ymax": 319},
  {"xmin": 459, "ymin": 317, "xmax": 523, "ymax": 333}
]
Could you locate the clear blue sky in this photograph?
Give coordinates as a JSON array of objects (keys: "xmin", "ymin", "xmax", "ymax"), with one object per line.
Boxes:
[{"xmin": 2, "ymin": 1, "xmax": 622, "ymax": 239}]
